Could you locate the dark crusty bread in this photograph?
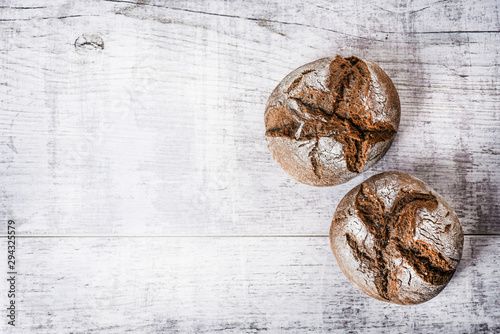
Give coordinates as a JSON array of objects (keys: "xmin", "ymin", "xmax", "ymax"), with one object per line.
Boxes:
[
  {"xmin": 330, "ymin": 172, "xmax": 464, "ymax": 305},
  {"xmin": 265, "ymin": 56, "xmax": 400, "ymax": 186}
]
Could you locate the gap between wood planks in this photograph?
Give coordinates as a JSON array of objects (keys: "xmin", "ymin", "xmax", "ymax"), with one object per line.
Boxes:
[
  {"xmin": 0, "ymin": 234, "xmax": 498, "ymax": 238},
  {"xmin": 103, "ymin": 0, "xmax": 500, "ymax": 37}
]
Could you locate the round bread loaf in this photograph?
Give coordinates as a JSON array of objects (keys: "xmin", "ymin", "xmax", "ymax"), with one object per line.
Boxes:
[
  {"xmin": 265, "ymin": 56, "xmax": 400, "ymax": 186},
  {"xmin": 330, "ymin": 172, "xmax": 464, "ymax": 304}
]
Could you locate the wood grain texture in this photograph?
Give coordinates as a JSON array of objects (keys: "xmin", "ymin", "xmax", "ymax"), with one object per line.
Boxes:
[
  {"xmin": 0, "ymin": 0, "xmax": 499, "ymax": 236},
  {"xmin": 0, "ymin": 236, "xmax": 498, "ymax": 333},
  {"xmin": 0, "ymin": 1, "xmax": 499, "ymax": 331}
]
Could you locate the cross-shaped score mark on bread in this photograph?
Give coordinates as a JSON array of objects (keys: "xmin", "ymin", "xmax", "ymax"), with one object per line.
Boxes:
[
  {"xmin": 345, "ymin": 183, "xmax": 456, "ymax": 301},
  {"xmin": 265, "ymin": 56, "xmax": 396, "ymax": 179}
]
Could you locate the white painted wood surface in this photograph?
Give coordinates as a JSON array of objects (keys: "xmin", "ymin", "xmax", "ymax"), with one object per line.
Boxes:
[
  {"xmin": 0, "ymin": 0, "xmax": 499, "ymax": 332},
  {"xmin": 0, "ymin": 236, "xmax": 499, "ymax": 333},
  {"xmin": 0, "ymin": 0, "xmax": 499, "ymax": 235}
]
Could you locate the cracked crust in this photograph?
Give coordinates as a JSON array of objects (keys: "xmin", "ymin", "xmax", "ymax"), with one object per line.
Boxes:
[
  {"xmin": 265, "ymin": 56, "xmax": 400, "ymax": 186},
  {"xmin": 329, "ymin": 172, "xmax": 464, "ymax": 305}
]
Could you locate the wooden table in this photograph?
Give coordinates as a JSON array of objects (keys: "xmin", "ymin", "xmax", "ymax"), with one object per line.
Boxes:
[{"xmin": 1, "ymin": 1, "xmax": 499, "ymax": 332}]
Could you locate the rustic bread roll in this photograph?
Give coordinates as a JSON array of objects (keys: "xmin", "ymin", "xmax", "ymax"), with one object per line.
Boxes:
[
  {"xmin": 265, "ymin": 56, "xmax": 400, "ymax": 186},
  {"xmin": 330, "ymin": 172, "xmax": 464, "ymax": 304}
]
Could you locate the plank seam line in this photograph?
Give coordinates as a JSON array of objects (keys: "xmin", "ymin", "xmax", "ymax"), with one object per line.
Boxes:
[
  {"xmin": 0, "ymin": 15, "xmax": 97, "ymax": 22},
  {"xmin": 104, "ymin": 0, "xmax": 384, "ymax": 42},
  {"xmin": 105, "ymin": 0, "xmax": 500, "ymax": 36},
  {"xmin": 0, "ymin": 234, "xmax": 498, "ymax": 238},
  {"xmin": 406, "ymin": 30, "xmax": 500, "ymax": 34}
]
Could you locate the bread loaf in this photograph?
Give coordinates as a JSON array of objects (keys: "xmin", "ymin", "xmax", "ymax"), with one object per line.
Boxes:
[
  {"xmin": 329, "ymin": 172, "xmax": 464, "ymax": 304},
  {"xmin": 265, "ymin": 56, "xmax": 400, "ymax": 186}
]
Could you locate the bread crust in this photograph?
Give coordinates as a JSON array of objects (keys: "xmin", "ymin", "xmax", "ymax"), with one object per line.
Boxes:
[
  {"xmin": 265, "ymin": 56, "xmax": 400, "ymax": 186},
  {"xmin": 330, "ymin": 172, "xmax": 464, "ymax": 305}
]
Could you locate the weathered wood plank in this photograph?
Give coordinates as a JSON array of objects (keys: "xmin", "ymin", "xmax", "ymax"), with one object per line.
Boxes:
[
  {"xmin": 0, "ymin": 2, "xmax": 498, "ymax": 333},
  {"xmin": 0, "ymin": 0, "xmax": 498, "ymax": 236},
  {"xmin": 0, "ymin": 236, "xmax": 498, "ymax": 333}
]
